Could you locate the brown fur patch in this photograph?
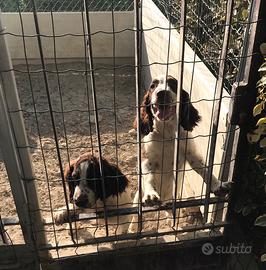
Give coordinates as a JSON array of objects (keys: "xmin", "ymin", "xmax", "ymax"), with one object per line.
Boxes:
[{"xmin": 133, "ymin": 89, "xmax": 154, "ymax": 135}]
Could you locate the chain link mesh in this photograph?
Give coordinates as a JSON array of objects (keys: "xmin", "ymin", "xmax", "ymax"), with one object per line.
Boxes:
[
  {"xmin": 0, "ymin": 0, "xmax": 250, "ymax": 92},
  {"xmin": 0, "ymin": 0, "xmax": 134, "ymax": 12},
  {"xmin": 154, "ymin": 0, "xmax": 251, "ymax": 92}
]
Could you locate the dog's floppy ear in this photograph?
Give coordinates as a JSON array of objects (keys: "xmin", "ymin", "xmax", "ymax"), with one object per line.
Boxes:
[
  {"xmin": 133, "ymin": 90, "xmax": 153, "ymax": 135},
  {"xmin": 180, "ymin": 90, "xmax": 201, "ymax": 131},
  {"xmin": 133, "ymin": 79, "xmax": 159, "ymax": 135},
  {"xmin": 64, "ymin": 160, "xmax": 77, "ymax": 203}
]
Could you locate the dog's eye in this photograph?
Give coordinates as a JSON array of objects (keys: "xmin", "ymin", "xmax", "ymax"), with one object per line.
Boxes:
[
  {"xmin": 150, "ymin": 79, "xmax": 159, "ymax": 89},
  {"xmin": 150, "ymin": 83, "xmax": 156, "ymax": 89},
  {"xmin": 72, "ymin": 171, "xmax": 79, "ymax": 179}
]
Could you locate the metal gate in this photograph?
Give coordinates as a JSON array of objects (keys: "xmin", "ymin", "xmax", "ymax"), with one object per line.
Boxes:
[{"xmin": 0, "ymin": 0, "xmax": 265, "ymax": 269}]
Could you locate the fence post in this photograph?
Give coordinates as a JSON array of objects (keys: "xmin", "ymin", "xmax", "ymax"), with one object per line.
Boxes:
[
  {"xmin": 0, "ymin": 11, "xmax": 48, "ymax": 259},
  {"xmin": 226, "ymin": 0, "xmax": 266, "ymax": 223}
]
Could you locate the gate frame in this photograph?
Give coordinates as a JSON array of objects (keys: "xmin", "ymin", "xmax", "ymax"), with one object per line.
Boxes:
[
  {"xmin": 0, "ymin": 10, "xmax": 49, "ymax": 268},
  {"xmin": 0, "ymin": 0, "xmax": 265, "ymax": 269}
]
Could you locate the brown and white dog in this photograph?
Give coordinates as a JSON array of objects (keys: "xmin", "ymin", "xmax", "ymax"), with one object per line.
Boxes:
[
  {"xmin": 54, "ymin": 153, "xmax": 132, "ymax": 235},
  {"xmin": 129, "ymin": 75, "xmax": 230, "ymax": 231}
]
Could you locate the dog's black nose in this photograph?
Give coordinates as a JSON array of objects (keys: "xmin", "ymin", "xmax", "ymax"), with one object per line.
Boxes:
[{"xmin": 74, "ymin": 194, "xmax": 88, "ymax": 208}]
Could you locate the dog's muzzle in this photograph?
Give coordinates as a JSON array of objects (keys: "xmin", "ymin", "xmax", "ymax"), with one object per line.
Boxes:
[
  {"xmin": 152, "ymin": 90, "xmax": 176, "ymax": 121},
  {"xmin": 74, "ymin": 194, "xmax": 89, "ymax": 208}
]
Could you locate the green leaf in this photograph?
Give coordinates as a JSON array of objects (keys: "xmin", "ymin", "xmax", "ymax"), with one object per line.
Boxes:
[
  {"xmin": 256, "ymin": 76, "xmax": 266, "ymax": 88},
  {"xmin": 247, "ymin": 126, "xmax": 266, "ymax": 144},
  {"xmin": 256, "ymin": 117, "xmax": 266, "ymax": 126},
  {"xmin": 253, "ymin": 103, "xmax": 263, "ymax": 116},
  {"xmin": 241, "ymin": 9, "xmax": 248, "ymax": 20},
  {"xmin": 260, "ymin": 137, "xmax": 266, "ymax": 148},
  {"xmin": 257, "ymin": 90, "xmax": 266, "ymax": 102},
  {"xmin": 260, "ymin": 125, "xmax": 266, "ymax": 134},
  {"xmin": 258, "ymin": 62, "xmax": 266, "ymax": 72},
  {"xmin": 247, "ymin": 132, "xmax": 261, "ymax": 143},
  {"xmin": 254, "ymin": 214, "xmax": 266, "ymax": 227}
]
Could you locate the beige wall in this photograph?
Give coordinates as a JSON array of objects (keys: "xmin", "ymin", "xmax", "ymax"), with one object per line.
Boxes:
[
  {"xmin": 1, "ymin": 12, "xmax": 134, "ymax": 59},
  {"xmin": 142, "ymin": 0, "xmax": 231, "ymax": 196}
]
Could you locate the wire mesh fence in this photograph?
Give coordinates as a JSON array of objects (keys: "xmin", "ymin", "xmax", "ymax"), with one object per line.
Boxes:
[
  {"xmin": 154, "ymin": 0, "xmax": 251, "ymax": 92},
  {"xmin": 0, "ymin": 0, "xmax": 264, "ymax": 269},
  {"xmin": 0, "ymin": 0, "xmax": 250, "ymax": 91},
  {"xmin": 0, "ymin": 0, "xmax": 134, "ymax": 12}
]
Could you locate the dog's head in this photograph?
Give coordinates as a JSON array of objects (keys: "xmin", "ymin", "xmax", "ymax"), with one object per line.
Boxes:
[
  {"xmin": 64, "ymin": 154, "xmax": 129, "ymax": 208},
  {"xmin": 134, "ymin": 75, "xmax": 201, "ymax": 135}
]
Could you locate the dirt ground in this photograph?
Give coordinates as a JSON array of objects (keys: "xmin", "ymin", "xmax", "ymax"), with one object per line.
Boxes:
[{"xmin": 0, "ymin": 61, "xmax": 208, "ymax": 257}]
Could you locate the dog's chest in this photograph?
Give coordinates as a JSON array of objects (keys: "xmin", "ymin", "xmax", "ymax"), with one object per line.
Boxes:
[
  {"xmin": 143, "ymin": 129, "xmax": 186, "ymax": 172},
  {"xmin": 142, "ymin": 128, "xmax": 187, "ymax": 201}
]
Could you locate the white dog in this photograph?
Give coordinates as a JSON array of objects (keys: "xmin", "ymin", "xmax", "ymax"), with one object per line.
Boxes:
[{"xmin": 129, "ymin": 75, "xmax": 230, "ymax": 231}]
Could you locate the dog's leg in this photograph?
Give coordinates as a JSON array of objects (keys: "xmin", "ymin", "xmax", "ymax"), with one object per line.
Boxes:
[
  {"xmin": 54, "ymin": 203, "xmax": 82, "ymax": 225},
  {"xmin": 168, "ymin": 180, "xmax": 203, "ymax": 228},
  {"xmin": 128, "ymin": 191, "xmax": 140, "ymax": 233},
  {"xmin": 139, "ymin": 158, "xmax": 161, "ymax": 206},
  {"xmin": 55, "ymin": 205, "xmax": 95, "ymax": 242},
  {"xmin": 116, "ymin": 218, "xmax": 131, "ymax": 235},
  {"xmin": 142, "ymin": 173, "xmax": 161, "ymax": 205},
  {"xmin": 186, "ymin": 136, "xmax": 231, "ymax": 196},
  {"xmin": 115, "ymin": 191, "xmax": 132, "ymax": 235}
]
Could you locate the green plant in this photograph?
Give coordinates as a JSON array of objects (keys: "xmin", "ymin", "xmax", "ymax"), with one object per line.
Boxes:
[{"xmin": 243, "ymin": 43, "xmax": 266, "ymax": 262}]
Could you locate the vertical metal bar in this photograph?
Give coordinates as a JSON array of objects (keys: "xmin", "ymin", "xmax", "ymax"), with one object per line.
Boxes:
[
  {"xmin": 134, "ymin": 0, "xmax": 143, "ymax": 233},
  {"xmin": 211, "ymin": 124, "xmax": 237, "ymax": 224},
  {"xmin": 50, "ymin": 10, "xmax": 73, "ymax": 252},
  {"xmin": 19, "ymin": 5, "xmax": 60, "ymax": 256},
  {"xmin": 0, "ymin": 12, "xmax": 48, "ymax": 257},
  {"xmin": 0, "ymin": 83, "xmax": 43, "ymax": 263},
  {"xmin": 0, "ymin": 84, "xmax": 28, "ymax": 240},
  {"xmin": 30, "ymin": 0, "xmax": 76, "ymax": 243},
  {"xmin": 172, "ymin": 0, "xmax": 186, "ymax": 227},
  {"xmin": 180, "ymin": 0, "xmax": 204, "ymax": 237},
  {"xmin": 155, "ymin": 0, "xmax": 173, "ymax": 240},
  {"xmin": 203, "ymin": 0, "xmax": 234, "ymax": 222},
  {"xmin": 0, "ymin": 215, "xmax": 8, "ymax": 244},
  {"xmin": 80, "ymin": 10, "xmax": 100, "ymax": 245},
  {"xmin": 80, "ymin": 9, "xmax": 100, "ymax": 246},
  {"xmin": 110, "ymin": 0, "xmax": 121, "ymax": 236},
  {"xmin": 83, "ymin": 0, "xmax": 109, "ymax": 236}
]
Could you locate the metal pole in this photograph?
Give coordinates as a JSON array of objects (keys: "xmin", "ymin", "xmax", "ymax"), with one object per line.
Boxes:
[
  {"xmin": 134, "ymin": 0, "xmax": 143, "ymax": 233},
  {"xmin": 173, "ymin": 0, "xmax": 187, "ymax": 226},
  {"xmin": 83, "ymin": 0, "xmax": 109, "ymax": 236},
  {"xmin": 0, "ymin": 11, "xmax": 48, "ymax": 258},
  {"xmin": 203, "ymin": 0, "xmax": 234, "ymax": 222},
  {"xmin": 0, "ymin": 214, "xmax": 9, "ymax": 244}
]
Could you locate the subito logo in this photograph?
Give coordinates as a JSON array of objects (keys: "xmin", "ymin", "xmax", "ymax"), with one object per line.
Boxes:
[{"xmin": 201, "ymin": 243, "xmax": 214, "ymax": 255}]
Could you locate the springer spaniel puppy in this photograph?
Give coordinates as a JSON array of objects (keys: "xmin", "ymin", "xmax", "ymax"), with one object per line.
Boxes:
[
  {"xmin": 54, "ymin": 153, "xmax": 132, "ymax": 235},
  {"xmin": 129, "ymin": 75, "xmax": 230, "ymax": 231}
]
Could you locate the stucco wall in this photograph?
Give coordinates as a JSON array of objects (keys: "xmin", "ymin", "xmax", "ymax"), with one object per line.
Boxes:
[{"xmin": 1, "ymin": 12, "xmax": 134, "ymax": 59}]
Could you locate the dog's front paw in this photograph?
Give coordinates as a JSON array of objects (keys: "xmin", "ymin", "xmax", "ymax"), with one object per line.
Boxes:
[
  {"xmin": 143, "ymin": 191, "xmax": 161, "ymax": 206},
  {"xmin": 213, "ymin": 182, "xmax": 232, "ymax": 197},
  {"xmin": 54, "ymin": 208, "xmax": 75, "ymax": 225}
]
